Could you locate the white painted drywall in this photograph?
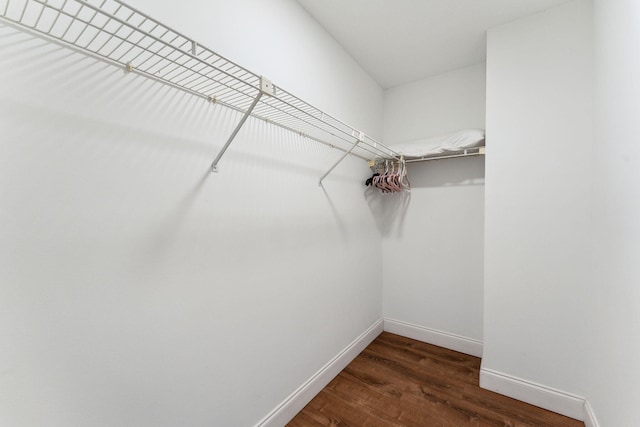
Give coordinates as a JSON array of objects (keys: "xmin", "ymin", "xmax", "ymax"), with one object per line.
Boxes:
[
  {"xmin": 377, "ymin": 64, "xmax": 486, "ymax": 349},
  {"xmin": 0, "ymin": 1, "xmax": 384, "ymax": 426},
  {"xmin": 483, "ymin": 0, "xmax": 593, "ymax": 405},
  {"xmin": 383, "ymin": 63, "xmax": 487, "ymax": 144},
  {"xmin": 589, "ymin": 0, "xmax": 640, "ymax": 425}
]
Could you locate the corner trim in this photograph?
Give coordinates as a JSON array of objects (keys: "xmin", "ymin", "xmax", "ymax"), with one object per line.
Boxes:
[
  {"xmin": 479, "ymin": 367, "xmax": 585, "ymax": 421},
  {"xmin": 584, "ymin": 399, "xmax": 600, "ymax": 427},
  {"xmin": 383, "ymin": 318, "xmax": 483, "ymax": 357},
  {"xmin": 254, "ymin": 318, "xmax": 384, "ymax": 427}
]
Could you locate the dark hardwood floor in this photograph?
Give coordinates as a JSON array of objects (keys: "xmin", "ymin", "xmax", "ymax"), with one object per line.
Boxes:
[{"xmin": 287, "ymin": 332, "xmax": 584, "ymax": 427}]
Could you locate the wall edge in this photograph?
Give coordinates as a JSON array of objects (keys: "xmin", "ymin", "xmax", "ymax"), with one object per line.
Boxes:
[
  {"xmin": 254, "ymin": 318, "xmax": 384, "ymax": 427},
  {"xmin": 383, "ymin": 317, "xmax": 483, "ymax": 357},
  {"xmin": 479, "ymin": 367, "xmax": 586, "ymax": 421}
]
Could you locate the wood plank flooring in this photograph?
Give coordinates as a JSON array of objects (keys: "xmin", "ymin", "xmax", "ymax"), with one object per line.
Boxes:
[{"xmin": 287, "ymin": 332, "xmax": 584, "ymax": 427}]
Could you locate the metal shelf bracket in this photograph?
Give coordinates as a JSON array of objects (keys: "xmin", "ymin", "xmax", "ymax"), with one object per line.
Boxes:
[
  {"xmin": 318, "ymin": 132, "xmax": 364, "ymax": 186},
  {"xmin": 211, "ymin": 76, "xmax": 274, "ymax": 173}
]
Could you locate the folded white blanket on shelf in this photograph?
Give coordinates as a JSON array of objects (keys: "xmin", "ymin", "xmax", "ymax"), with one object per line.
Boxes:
[{"xmin": 389, "ymin": 129, "xmax": 485, "ymax": 158}]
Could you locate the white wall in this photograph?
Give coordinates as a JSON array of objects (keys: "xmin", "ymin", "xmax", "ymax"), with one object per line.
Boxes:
[
  {"xmin": 378, "ymin": 64, "xmax": 486, "ymax": 355},
  {"xmin": 589, "ymin": 0, "xmax": 640, "ymax": 425},
  {"xmin": 483, "ymin": 0, "xmax": 593, "ymax": 414},
  {"xmin": 0, "ymin": 1, "xmax": 384, "ymax": 426},
  {"xmin": 383, "ymin": 63, "xmax": 487, "ymax": 144}
]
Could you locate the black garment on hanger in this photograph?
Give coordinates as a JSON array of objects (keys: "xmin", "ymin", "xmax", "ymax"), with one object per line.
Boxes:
[{"xmin": 365, "ymin": 173, "xmax": 380, "ymax": 186}]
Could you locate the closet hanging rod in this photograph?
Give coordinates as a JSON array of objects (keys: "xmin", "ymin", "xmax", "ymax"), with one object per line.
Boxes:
[
  {"xmin": 404, "ymin": 146, "xmax": 486, "ymax": 163},
  {"xmin": 368, "ymin": 147, "xmax": 486, "ymax": 169},
  {"xmin": 0, "ymin": 0, "xmax": 402, "ymax": 181}
]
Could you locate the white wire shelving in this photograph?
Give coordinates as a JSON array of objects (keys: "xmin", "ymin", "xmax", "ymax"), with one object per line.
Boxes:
[{"xmin": 0, "ymin": 0, "xmax": 402, "ymax": 184}]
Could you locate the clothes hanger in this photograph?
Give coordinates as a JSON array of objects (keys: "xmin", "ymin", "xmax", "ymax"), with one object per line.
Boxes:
[
  {"xmin": 388, "ymin": 162, "xmax": 402, "ymax": 192},
  {"xmin": 375, "ymin": 160, "xmax": 389, "ymax": 191}
]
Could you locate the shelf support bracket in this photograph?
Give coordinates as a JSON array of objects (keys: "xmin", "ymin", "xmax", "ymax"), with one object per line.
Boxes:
[
  {"xmin": 318, "ymin": 133, "xmax": 363, "ymax": 186},
  {"xmin": 211, "ymin": 76, "xmax": 274, "ymax": 172}
]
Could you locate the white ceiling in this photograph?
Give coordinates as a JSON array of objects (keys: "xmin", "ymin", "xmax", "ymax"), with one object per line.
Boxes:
[{"xmin": 297, "ymin": 0, "xmax": 571, "ymax": 88}]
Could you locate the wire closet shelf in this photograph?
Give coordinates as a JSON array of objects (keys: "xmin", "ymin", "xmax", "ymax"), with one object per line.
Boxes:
[{"xmin": 0, "ymin": 0, "xmax": 402, "ymax": 184}]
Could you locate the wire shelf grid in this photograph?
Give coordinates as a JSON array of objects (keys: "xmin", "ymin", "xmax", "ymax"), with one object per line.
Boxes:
[{"xmin": 0, "ymin": 0, "xmax": 401, "ymax": 169}]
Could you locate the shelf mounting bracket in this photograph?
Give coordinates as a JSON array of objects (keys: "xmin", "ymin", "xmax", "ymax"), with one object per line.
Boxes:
[
  {"xmin": 211, "ymin": 76, "xmax": 274, "ymax": 172},
  {"xmin": 318, "ymin": 132, "xmax": 364, "ymax": 186}
]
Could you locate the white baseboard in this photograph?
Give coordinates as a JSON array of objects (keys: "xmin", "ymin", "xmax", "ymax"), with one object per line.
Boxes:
[
  {"xmin": 479, "ymin": 367, "xmax": 585, "ymax": 421},
  {"xmin": 583, "ymin": 399, "xmax": 600, "ymax": 427},
  {"xmin": 254, "ymin": 318, "xmax": 384, "ymax": 427},
  {"xmin": 383, "ymin": 318, "xmax": 483, "ymax": 357}
]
